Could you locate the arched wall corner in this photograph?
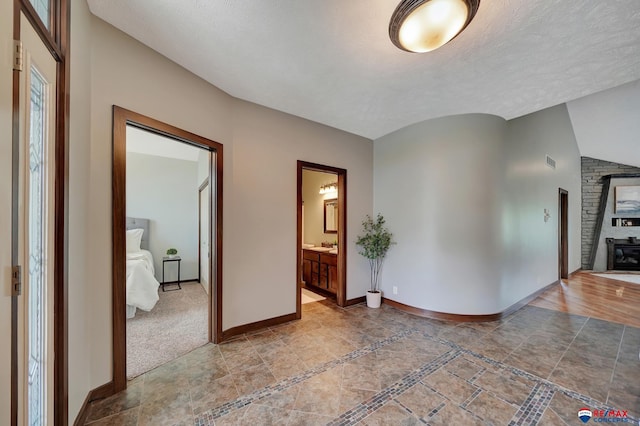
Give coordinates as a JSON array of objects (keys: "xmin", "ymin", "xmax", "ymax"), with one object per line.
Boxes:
[{"xmin": 373, "ymin": 106, "xmax": 582, "ymax": 316}]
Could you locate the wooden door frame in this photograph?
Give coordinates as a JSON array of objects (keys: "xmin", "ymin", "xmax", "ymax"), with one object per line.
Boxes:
[
  {"xmin": 296, "ymin": 161, "xmax": 347, "ymax": 316},
  {"xmin": 558, "ymin": 188, "xmax": 569, "ymax": 279},
  {"xmin": 11, "ymin": 1, "xmax": 70, "ymax": 424},
  {"xmin": 112, "ymin": 106, "xmax": 223, "ymax": 393}
]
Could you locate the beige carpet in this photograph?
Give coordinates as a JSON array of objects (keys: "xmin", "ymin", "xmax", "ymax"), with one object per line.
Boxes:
[{"xmin": 126, "ymin": 282, "xmax": 208, "ymax": 379}]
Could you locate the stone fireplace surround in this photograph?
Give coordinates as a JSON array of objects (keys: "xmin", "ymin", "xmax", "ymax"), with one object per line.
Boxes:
[{"xmin": 588, "ymin": 172, "xmax": 640, "ymax": 271}]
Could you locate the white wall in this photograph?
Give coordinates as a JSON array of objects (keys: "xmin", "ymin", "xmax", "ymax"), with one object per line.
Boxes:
[
  {"xmin": 302, "ymin": 170, "xmax": 339, "ymax": 246},
  {"xmin": 501, "ymin": 105, "xmax": 582, "ymax": 307},
  {"xmin": 126, "ymin": 152, "xmax": 199, "ymax": 280},
  {"xmin": 197, "ymin": 149, "xmax": 209, "ymax": 186},
  {"xmin": 0, "ymin": 0, "xmax": 15, "ymax": 420},
  {"xmin": 567, "ymin": 79, "xmax": 640, "ymax": 168},
  {"xmin": 374, "ymin": 106, "xmax": 581, "ymax": 315},
  {"xmin": 374, "ymin": 114, "xmax": 507, "ymax": 314},
  {"xmin": 80, "ymin": 13, "xmax": 373, "ymax": 397}
]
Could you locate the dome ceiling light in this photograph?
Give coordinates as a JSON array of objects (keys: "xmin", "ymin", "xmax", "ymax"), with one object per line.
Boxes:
[{"xmin": 389, "ymin": 0, "xmax": 480, "ymax": 53}]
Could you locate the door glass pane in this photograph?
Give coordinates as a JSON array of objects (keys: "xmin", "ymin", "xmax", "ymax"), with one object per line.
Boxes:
[
  {"xmin": 28, "ymin": 67, "xmax": 47, "ymax": 426},
  {"xmin": 29, "ymin": 0, "xmax": 50, "ymax": 30}
]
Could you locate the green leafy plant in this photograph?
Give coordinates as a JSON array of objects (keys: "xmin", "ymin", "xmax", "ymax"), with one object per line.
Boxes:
[
  {"xmin": 355, "ymin": 214, "xmax": 394, "ymax": 293},
  {"xmin": 166, "ymin": 248, "xmax": 178, "ymax": 255}
]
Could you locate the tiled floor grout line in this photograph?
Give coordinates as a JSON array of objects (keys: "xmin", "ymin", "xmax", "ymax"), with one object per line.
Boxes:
[
  {"xmin": 508, "ymin": 382, "xmax": 556, "ymax": 425},
  {"xmin": 325, "ymin": 325, "xmax": 640, "ymax": 426},
  {"xmin": 329, "ymin": 320, "xmax": 638, "ymax": 426},
  {"xmin": 546, "ymin": 316, "xmax": 589, "ymax": 380},
  {"xmin": 458, "ymin": 342, "xmax": 640, "ymax": 424},
  {"xmin": 193, "ymin": 328, "xmax": 418, "ymax": 425},
  {"xmin": 326, "ymin": 349, "xmax": 463, "ymax": 426},
  {"xmin": 606, "ymin": 324, "xmax": 627, "ymax": 404},
  {"xmin": 192, "ymin": 307, "xmax": 637, "ymax": 426}
]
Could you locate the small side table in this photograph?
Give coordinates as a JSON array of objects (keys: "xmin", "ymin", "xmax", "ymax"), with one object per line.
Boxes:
[{"xmin": 161, "ymin": 256, "xmax": 182, "ymax": 292}]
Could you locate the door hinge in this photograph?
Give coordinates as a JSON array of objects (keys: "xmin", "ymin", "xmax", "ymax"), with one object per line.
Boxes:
[
  {"xmin": 12, "ymin": 265, "xmax": 22, "ymax": 296},
  {"xmin": 13, "ymin": 40, "xmax": 23, "ymax": 72}
]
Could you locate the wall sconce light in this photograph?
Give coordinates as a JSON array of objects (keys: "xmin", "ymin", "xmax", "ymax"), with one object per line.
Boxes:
[
  {"xmin": 389, "ymin": 0, "xmax": 480, "ymax": 53},
  {"xmin": 319, "ymin": 182, "xmax": 338, "ymax": 195}
]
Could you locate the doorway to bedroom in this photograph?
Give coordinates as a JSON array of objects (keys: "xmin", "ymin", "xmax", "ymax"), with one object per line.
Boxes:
[{"xmin": 112, "ymin": 107, "xmax": 223, "ymax": 392}]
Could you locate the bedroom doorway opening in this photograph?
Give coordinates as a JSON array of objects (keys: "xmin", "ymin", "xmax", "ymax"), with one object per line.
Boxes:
[
  {"xmin": 112, "ymin": 107, "xmax": 223, "ymax": 392},
  {"xmin": 296, "ymin": 161, "xmax": 347, "ymax": 317}
]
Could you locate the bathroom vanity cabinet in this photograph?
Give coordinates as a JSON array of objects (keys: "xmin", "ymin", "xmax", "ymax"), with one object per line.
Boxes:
[{"xmin": 302, "ymin": 249, "xmax": 338, "ymax": 294}]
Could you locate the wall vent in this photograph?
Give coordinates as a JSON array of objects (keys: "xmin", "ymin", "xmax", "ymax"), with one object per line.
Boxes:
[{"xmin": 545, "ymin": 154, "xmax": 556, "ymax": 169}]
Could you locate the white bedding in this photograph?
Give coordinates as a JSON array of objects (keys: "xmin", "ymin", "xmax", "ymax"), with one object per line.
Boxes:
[{"xmin": 126, "ymin": 249, "xmax": 160, "ymax": 318}]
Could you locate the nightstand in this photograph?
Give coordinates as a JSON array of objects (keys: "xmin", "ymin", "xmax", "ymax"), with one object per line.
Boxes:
[{"xmin": 161, "ymin": 256, "xmax": 182, "ymax": 291}]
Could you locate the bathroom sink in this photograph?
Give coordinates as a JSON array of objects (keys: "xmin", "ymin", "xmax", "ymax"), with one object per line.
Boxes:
[
  {"xmin": 308, "ymin": 247, "xmax": 333, "ymax": 252},
  {"xmin": 329, "ymin": 249, "xmax": 338, "ymax": 254}
]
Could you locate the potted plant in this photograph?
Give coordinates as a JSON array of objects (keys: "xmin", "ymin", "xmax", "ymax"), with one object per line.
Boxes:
[
  {"xmin": 166, "ymin": 248, "xmax": 178, "ymax": 258},
  {"xmin": 356, "ymin": 214, "xmax": 394, "ymax": 308}
]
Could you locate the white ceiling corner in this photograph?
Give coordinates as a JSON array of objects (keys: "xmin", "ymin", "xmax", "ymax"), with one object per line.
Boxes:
[
  {"xmin": 126, "ymin": 126, "xmax": 202, "ymax": 162},
  {"xmin": 87, "ymin": 0, "xmax": 640, "ymax": 140}
]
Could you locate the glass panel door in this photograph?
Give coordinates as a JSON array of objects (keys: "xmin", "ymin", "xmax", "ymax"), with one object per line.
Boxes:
[
  {"xmin": 29, "ymin": 0, "xmax": 50, "ymax": 30},
  {"xmin": 27, "ymin": 67, "xmax": 46, "ymax": 426},
  {"xmin": 18, "ymin": 12, "xmax": 57, "ymax": 425}
]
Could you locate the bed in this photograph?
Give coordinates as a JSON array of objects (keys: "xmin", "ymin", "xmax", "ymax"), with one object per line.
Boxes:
[{"xmin": 126, "ymin": 217, "xmax": 160, "ymax": 318}]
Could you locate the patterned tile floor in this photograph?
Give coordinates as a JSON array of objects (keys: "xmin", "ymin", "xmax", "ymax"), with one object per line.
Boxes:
[{"xmin": 85, "ymin": 301, "xmax": 640, "ymax": 425}]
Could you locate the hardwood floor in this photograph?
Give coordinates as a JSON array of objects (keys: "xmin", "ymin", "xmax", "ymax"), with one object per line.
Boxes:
[{"xmin": 530, "ymin": 271, "xmax": 640, "ymax": 328}]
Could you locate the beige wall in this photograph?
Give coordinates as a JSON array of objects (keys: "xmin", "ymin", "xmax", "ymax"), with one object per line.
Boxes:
[
  {"xmin": 68, "ymin": 0, "xmax": 94, "ymax": 419},
  {"xmin": 0, "ymin": 0, "xmax": 14, "ymax": 421},
  {"xmin": 78, "ymin": 10, "xmax": 373, "ymax": 405}
]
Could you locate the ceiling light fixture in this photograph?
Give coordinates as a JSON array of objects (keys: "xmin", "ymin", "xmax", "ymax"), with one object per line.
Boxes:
[
  {"xmin": 319, "ymin": 182, "xmax": 338, "ymax": 195},
  {"xmin": 389, "ymin": 0, "xmax": 480, "ymax": 53}
]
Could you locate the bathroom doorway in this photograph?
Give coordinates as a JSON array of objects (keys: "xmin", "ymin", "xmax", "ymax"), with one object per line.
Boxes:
[{"xmin": 296, "ymin": 161, "xmax": 347, "ymax": 317}]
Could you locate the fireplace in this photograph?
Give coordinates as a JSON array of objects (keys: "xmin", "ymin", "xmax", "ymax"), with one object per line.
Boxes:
[{"xmin": 606, "ymin": 238, "xmax": 640, "ymax": 270}]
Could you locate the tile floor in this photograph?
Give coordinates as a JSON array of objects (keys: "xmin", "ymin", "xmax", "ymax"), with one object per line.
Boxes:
[{"xmin": 85, "ymin": 301, "xmax": 640, "ymax": 425}]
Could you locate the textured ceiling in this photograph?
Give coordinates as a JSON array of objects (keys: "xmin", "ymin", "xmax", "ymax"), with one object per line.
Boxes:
[{"xmin": 87, "ymin": 0, "xmax": 640, "ymax": 140}]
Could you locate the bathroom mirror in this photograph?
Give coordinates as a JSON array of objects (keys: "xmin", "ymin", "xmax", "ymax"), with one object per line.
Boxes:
[{"xmin": 324, "ymin": 199, "xmax": 338, "ymax": 233}]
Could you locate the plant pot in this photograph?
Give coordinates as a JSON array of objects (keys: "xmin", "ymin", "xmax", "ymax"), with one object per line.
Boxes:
[{"xmin": 366, "ymin": 290, "xmax": 382, "ymax": 308}]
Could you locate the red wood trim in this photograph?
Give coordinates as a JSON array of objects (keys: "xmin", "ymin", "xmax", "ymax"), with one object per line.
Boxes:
[
  {"xmin": 221, "ymin": 313, "xmax": 297, "ymax": 342},
  {"xmin": 17, "ymin": 0, "xmax": 62, "ymax": 60},
  {"xmin": 382, "ymin": 279, "xmax": 560, "ymax": 322},
  {"xmin": 72, "ymin": 381, "xmax": 115, "ymax": 426},
  {"xmin": 345, "ymin": 296, "xmax": 366, "ymax": 306},
  {"xmin": 337, "ymin": 171, "xmax": 347, "ymax": 307},
  {"xmin": 213, "ymin": 147, "xmax": 223, "ymax": 344},
  {"xmin": 11, "ymin": 0, "xmax": 69, "ymax": 424},
  {"xmin": 54, "ymin": 0, "xmax": 70, "ymax": 421},
  {"xmin": 558, "ymin": 188, "xmax": 569, "ymax": 279},
  {"xmin": 296, "ymin": 163, "xmax": 303, "ymax": 320},
  {"xmin": 11, "ymin": 3, "xmax": 21, "ymax": 424},
  {"xmin": 112, "ymin": 107, "xmax": 128, "ymax": 393}
]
